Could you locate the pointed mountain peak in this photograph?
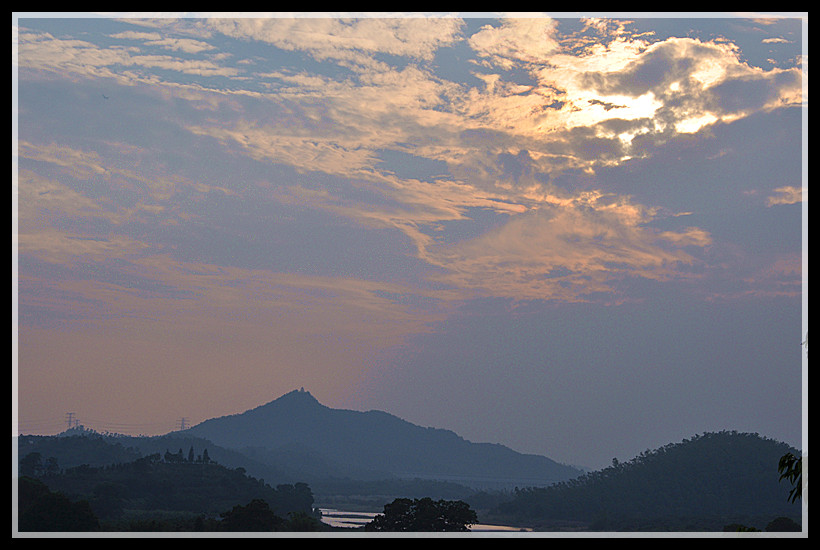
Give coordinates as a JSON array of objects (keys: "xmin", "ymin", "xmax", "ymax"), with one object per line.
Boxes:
[
  {"xmin": 265, "ymin": 387, "xmax": 325, "ymax": 409},
  {"xmin": 284, "ymin": 387, "xmax": 316, "ymax": 400},
  {"xmin": 184, "ymin": 387, "xmax": 585, "ymax": 488}
]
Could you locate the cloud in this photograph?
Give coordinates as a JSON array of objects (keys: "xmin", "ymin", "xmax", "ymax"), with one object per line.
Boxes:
[
  {"xmin": 423, "ymin": 192, "xmax": 709, "ymax": 303},
  {"xmin": 18, "ymin": 141, "xmax": 109, "ymax": 180},
  {"xmin": 16, "ymin": 16, "xmax": 802, "ymax": 310},
  {"xmin": 701, "ymin": 250, "xmax": 802, "ymax": 301},
  {"xmin": 17, "ymin": 27, "xmax": 237, "ymax": 82},
  {"xmin": 706, "ymin": 68, "xmax": 802, "ymax": 115},
  {"xmin": 188, "ymin": 121, "xmax": 383, "ymax": 177},
  {"xmin": 19, "ymin": 240, "xmax": 450, "ymax": 345},
  {"xmin": 766, "ymin": 185, "xmax": 802, "ymax": 206},
  {"xmin": 468, "ymin": 17, "xmax": 560, "ymax": 69},
  {"xmin": 19, "ymin": 17, "xmax": 801, "ymax": 187},
  {"xmin": 203, "ymin": 17, "xmax": 464, "ymax": 64},
  {"xmin": 109, "ymin": 30, "xmax": 216, "ymax": 53},
  {"xmin": 521, "ymin": 32, "xmax": 802, "ymax": 141},
  {"xmin": 108, "ymin": 31, "xmax": 164, "ymax": 41},
  {"xmin": 169, "ymin": 20, "xmax": 801, "ymax": 306},
  {"xmin": 17, "ymin": 30, "xmax": 133, "ymax": 80},
  {"xmin": 16, "ymin": 140, "xmax": 245, "ymax": 271}
]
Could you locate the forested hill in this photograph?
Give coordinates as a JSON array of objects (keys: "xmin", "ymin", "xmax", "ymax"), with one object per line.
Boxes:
[
  {"xmin": 491, "ymin": 431, "xmax": 802, "ymax": 531},
  {"xmin": 17, "ymin": 443, "xmax": 316, "ymax": 524}
]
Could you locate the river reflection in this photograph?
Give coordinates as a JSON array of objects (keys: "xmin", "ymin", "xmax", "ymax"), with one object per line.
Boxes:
[{"xmin": 318, "ymin": 508, "xmax": 530, "ymax": 532}]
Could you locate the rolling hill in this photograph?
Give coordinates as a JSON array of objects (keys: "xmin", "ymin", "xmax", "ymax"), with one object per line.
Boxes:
[{"xmin": 490, "ymin": 430, "xmax": 803, "ymax": 531}]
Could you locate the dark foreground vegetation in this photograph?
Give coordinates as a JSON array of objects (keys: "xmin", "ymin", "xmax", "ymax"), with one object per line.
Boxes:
[
  {"xmin": 16, "ymin": 438, "xmax": 480, "ymax": 533},
  {"xmin": 15, "ymin": 429, "xmax": 802, "ymax": 533},
  {"xmin": 364, "ymin": 497, "xmax": 477, "ymax": 532},
  {"xmin": 18, "ymin": 476, "xmax": 328, "ymax": 532}
]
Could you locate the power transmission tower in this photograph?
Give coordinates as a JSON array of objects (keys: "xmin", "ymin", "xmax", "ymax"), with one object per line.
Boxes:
[
  {"xmin": 176, "ymin": 417, "xmax": 189, "ymax": 431},
  {"xmin": 65, "ymin": 412, "xmax": 77, "ymax": 430}
]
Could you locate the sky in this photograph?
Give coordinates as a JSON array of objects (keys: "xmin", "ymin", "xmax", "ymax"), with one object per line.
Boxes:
[{"xmin": 13, "ymin": 12, "xmax": 807, "ymax": 470}]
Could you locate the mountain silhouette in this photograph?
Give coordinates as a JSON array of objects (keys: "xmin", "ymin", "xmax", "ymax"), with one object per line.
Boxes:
[{"xmin": 182, "ymin": 389, "xmax": 582, "ymax": 488}]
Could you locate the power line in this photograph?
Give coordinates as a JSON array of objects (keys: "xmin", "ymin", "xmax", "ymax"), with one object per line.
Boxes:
[
  {"xmin": 16, "ymin": 415, "xmax": 181, "ymax": 436},
  {"xmin": 14, "ymin": 418, "xmax": 66, "ymax": 434},
  {"xmin": 64, "ymin": 412, "xmax": 77, "ymax": 430}
]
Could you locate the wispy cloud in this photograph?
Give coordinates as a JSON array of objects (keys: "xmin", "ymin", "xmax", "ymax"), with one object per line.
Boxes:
[
  {"xmin": 202, "ymin": 17, "xmax": 465, "ymax": 63},
  {"xmin": 422, "ymin": 193, "xmax": 710, "ymax": 303},
  {"xmin": 17, "ymin": 26, "xmax": 238, "ymax": 82},
  {"xmin": 109, "ymin": 30, "xmax": 217, "ymax": 53},
  {"xmin": 766, "ymin": 185, "xmax": 803, "ymax": 206}
]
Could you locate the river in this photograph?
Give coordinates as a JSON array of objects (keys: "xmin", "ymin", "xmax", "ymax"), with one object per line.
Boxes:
[{"xmin": 318, "ymin": 508, "xmax": 530, "ymax": 532}]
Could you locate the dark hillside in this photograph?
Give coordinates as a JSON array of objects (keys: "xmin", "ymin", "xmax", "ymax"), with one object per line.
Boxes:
[
  {"xmin": 21, "ymin": 453, "xmax": 315, "ymax": 521},
  {"xmin": 17, "ymin": 431, "xmax": 296, "ymax": 489},
  {"xmin": 17, "ymin": 433, "xmax": 142, "ymax": 469},
  {"xmin": 491, "ymin": 431, "xmax": 802, "ymax": 531}
]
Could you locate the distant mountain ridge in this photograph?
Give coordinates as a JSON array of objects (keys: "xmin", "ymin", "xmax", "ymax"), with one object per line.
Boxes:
[{"xmin": 182, "ymin": 389, "xmax": 583, "ymax": 488}]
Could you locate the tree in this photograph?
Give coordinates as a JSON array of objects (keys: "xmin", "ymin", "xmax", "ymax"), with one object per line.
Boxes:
[
  {"xmin": 285, "ymin": 511, "xmax": 325, "ymax": 531},
  {"xmin": 20, "ymin": 453, "xmax": 60, "ymax": 477},
  {"xmin": 765, "ymin": 516, "xmax": 801, "ymax": 532},
  {"xmin": 777, "ymin": 452, "xmax": 802, "ymax": 503},
  {"xmin": 44, "ymin": 456, "xmax": 60, "ymax": 476},
  {"xmin": 91, "ymin": 481, "xmax": 127, "ymax": 519},
  {"xmin": 188, "ymin": 446, "xmax": 195, "ymax": 463},
  {"xmin": 722, "ymin": 523, "xmax": 760, "ymax": 532},
  {"xmin": 19, "ymin": 452, "xmax": 43, "ymax": 477},
  {"xmin": 364, "ymin": 497, "xmax": 478, "ymax": 532},
  {"xmin": 775, "ymin": 331, "xmax": 807, "ymax": 504},
  {"xmin": 274, "ymin": 482, "xmax": 314, "ymax": 515},
  {"xmin": 18, "ymin": 477, "xmax": 100, "ymax": 532},
  {"xmin": 219, "ymin": 499, "xmax": 284, "ymax": 532}
]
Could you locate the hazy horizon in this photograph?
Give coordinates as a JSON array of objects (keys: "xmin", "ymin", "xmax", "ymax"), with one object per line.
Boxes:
[{"xmin": 13, "ymin": 13, "xmax": 806, "ymax": 471}]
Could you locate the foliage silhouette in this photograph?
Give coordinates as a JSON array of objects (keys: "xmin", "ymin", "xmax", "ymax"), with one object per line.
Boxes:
[
  {"xmin": 364, "ymin": 497, "xmax": 478, "ymax": 532},
  {"xmin": 775, "ymin": 332, "xmax": 806, "ymax": 505},
  {"xmin": 17, "ymin": 476, "xmax": 100, "ymax": 532},
  {"xmin": 219, "ymin": 498, "xmax": 284, "ymax": 531},
  {"xmin": 765, "ymin": 516, "xmax": 801, "ymax": 532},
  {"xmin": 777, "ymin": 452, "xmax": 802, "ymax": 503}
]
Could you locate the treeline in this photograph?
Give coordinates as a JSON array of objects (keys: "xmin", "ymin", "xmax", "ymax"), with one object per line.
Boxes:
[
  {"xmin": 160, "ymin": 446, "xmax": 212, "ymax": 464},
  {"xmin": 491, "ymin": 431, "xmax": 802, "ymax": 531},
  {"xmin": 18, "ymin": 433, "xmax": 143, "ymax": 470},
  {"xmin": 16, "ymin": 440, "xmax": 322, "ymax": 531},
  {"xmin": 19, "ymin": 446, "xmax": 214, "ymax": 477}
]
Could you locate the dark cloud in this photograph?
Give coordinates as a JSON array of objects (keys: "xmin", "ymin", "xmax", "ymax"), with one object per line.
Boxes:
[
  {"xmin": 707, "ymin": 69, "xmax": 802, "ymax": 114},
  {"xmin": 581, "ymin": 40, "xmax": 704, "ymax": 97}
]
